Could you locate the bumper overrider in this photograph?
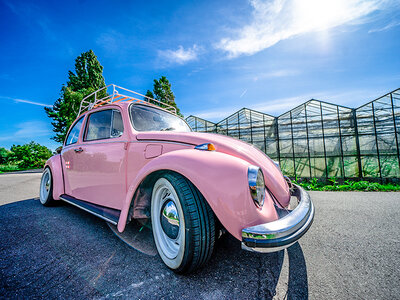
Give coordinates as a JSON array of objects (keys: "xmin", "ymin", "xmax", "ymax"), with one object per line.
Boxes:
[{"xmin": 242, "ymin": 184, "xmax": 314, "ymax": 253}]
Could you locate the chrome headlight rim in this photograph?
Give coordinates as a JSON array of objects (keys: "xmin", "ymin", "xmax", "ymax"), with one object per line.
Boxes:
[{"xmin": 248, "ymin": 165, "xmax": 266, "ymax": 208}]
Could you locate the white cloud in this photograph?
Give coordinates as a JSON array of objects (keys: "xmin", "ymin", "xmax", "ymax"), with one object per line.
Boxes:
[
  {"xmin": 187, "ymin": 108, "xmax": 241, "ymax": 122},
  {"xmin": 96, "ymin": 30, "xmax": 126, "ymax": 55},
  {"xmin": 0, "ymin": 96, "xmax": 52, "ymax": 107},
  {"xmin": 158, "ymin": 45, "xmax": 202, "ymax": 65},
  {"xmin": 253, "ymin": 69, "xmax": 300, "ymax": 81},
  {"xmin": 14, "ymin": 98, "xmax": 52, "ymax": 107},
  {"xmin": 0, "ymin": 121, "xmax": 51, "ymax": 142},
  {"xmin": 186, "ymin": 88, "xmax": 389, "ymax": 122},
  {"xmin": 368, "ymin": 20, "xmax": 400, "ymax": 33},
  {"xmin": 216, "ymin": 0, "xmax": 386, "ymax": 58}
]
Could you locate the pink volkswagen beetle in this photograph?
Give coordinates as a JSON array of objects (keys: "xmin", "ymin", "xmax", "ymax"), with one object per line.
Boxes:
[{"xmin": 40, "ymin": 85, "xmax": 314, "ymax": 273}]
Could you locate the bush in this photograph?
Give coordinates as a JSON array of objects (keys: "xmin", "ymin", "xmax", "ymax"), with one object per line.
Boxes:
[
  {"xmin": 7, "ymin": 141, "xmax": 52, "ymax": 169},
  {"xmin": 293, "ymin": 177, "xmax": 400, "ymax": 192},
  {"xmin": 0, "ymin": 147, "xmax": 10, "ymax": 164}
]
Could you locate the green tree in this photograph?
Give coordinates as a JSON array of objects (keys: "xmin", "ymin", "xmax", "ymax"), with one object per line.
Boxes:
[
  {"xmin": 8, "ymin": 142, "xmax": 52, "ymax": 169},
  {"xmin": 45, "ymin": 50, "xmax": 106, "ymax": 143},
  {"xmin": 145, "ymin": 89, "xmax": 154, "ymax": 100},
  {"xmin": 151, "ymin": 76, "xmax": 183, "ymax": 118},
  {"xmin": 0, "ymin": 147, "xmax": 10, "ymax": 164}
]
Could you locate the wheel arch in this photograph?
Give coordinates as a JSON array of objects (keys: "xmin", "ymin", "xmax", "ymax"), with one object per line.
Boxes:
[
  {"xmin": 118, "ymin": 149, "xmax": 278, "ymax": 240},
  {"xmin": 43, "ymin": 154, "xmax": 64, "ymax": 200}
]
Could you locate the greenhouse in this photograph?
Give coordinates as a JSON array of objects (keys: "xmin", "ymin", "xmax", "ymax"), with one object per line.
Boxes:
[{"xmin": 186, "ymin": 88, "xmax": 400, "ymax": 180}]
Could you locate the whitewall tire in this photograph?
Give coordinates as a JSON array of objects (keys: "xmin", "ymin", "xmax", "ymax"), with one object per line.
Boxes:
[
  {"xmin": 39, "ymin": 167, "xmax": 54, "ymax": 206},
  {"xmin": 151, "ymin": 172, "xmax": 215, "ymax": 273}
]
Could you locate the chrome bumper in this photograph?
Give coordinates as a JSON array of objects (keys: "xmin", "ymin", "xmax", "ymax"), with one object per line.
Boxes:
[{"xmin": 241, "ymin": 184, "xmax": 314, "ymax": 253}]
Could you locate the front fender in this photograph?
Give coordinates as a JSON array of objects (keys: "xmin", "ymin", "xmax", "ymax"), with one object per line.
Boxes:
[
  {"xmin": 44, "ymin": 154, "xmax": 64, "ymax": 200},
  {"xmin": 118, "ymin": 149, "xmax": 278, "ymax": 240}
]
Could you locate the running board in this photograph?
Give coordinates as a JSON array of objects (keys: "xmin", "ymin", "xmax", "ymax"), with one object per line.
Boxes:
[{"xmin": 60, "ymin": 194, "xmax": 120, "ymax": 225}]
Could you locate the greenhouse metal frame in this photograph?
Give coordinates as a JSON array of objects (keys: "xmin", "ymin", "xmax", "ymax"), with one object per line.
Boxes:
[{"xmin": 186, "ymin": 88, "xmax": 400, "ymax": 180}]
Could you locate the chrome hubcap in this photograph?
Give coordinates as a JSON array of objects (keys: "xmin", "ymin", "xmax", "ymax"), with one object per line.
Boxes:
[
  {"xmin": 160, "ymin": 200, "xmax": 180, "ymax": 239},
  {"xmin": 40, "ymin": 169, "xmax": 51, "ymax": 204},
  {"xmin": 151, "ymin": 178, "xmax": 185, "ymax": 265},
  {"xmin": 45, "ymin": 178, "xmax": 50, "ymax": 191}
]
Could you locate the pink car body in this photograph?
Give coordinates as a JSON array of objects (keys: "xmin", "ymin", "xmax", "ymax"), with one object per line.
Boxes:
[
  {"xmin": 46, "ymin": 102, "xmax": 289, "ymax": 238},
  {"xmin": 41, "ymin": 88, "xmax": 314, "ymax": 272}
]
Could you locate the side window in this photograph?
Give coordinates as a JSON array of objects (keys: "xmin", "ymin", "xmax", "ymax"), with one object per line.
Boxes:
[
  {"xmin": 85, "ymin": 109, "xmax": 124, "ymax": 141},
  {"xmin": 65, "ymin": 117, "xmax": 84, "ymax": 146},
  {"xmin": 111, "ymin": 110, "xmax": 124, "ymax": 137}
]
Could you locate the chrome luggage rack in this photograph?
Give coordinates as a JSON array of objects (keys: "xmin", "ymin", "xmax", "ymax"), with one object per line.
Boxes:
[{"xmin": 77, "ymin": 84, "xmax": 177, "ymax": 117}]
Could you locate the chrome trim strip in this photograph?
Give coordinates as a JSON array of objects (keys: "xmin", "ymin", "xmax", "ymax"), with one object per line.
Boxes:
[
  {"xmin": 60, "ymin": 196, "xmax": 118, "ymax": 225},
  {"xmin": 130, "ymin": 140, "xmax": 194, "ymax": 147},
  {"xmin": 80, "ymin": 140, "xmax": 128, "ymax": 146}
]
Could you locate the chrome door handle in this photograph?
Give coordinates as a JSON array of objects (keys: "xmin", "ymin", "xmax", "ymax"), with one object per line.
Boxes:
[{"xmin": 74, "ymin": 148, "xmax": 83, "ymax": 153}]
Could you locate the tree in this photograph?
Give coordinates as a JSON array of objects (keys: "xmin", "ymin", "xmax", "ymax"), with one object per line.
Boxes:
[
  {"xmin": 45, "ymin": 50, "xmax": 106, "ymax": 143},
  {"xmin": 8, "ymin": 142, "xmax": 52, "ymax": 169},
  {"xmin": 151, "ymin": 76, "xmax": 183, "ymax": 118},
  {"xmin": 0, "ymin": 147, "xmax": 10, "ymax": 164},
  {"xmin": 145, "ymin": 90, "xmax": 154, "ymax": 100}
]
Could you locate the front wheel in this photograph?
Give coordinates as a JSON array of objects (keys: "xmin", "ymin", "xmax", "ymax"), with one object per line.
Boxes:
[
  {"xmin": 39, "ymin": 167, "xmax": 54, "ymax": 206},
  {"xmin": 151, "ymin": 173, "xmax": 215, "ymax": 273}
]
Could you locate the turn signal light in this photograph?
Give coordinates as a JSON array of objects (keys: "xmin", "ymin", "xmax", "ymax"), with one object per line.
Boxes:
[{"xmin": 194, "ymin": 143, "xmax": 216, "ymax": 151}]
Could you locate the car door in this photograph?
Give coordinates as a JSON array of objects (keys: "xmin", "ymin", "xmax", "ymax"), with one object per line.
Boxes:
[
  {"xmin": 63, "ymin": 108, "xmax": 127, "ymax": 210},
  {"xmin": 62, "ymin": 116, "xmax": 85, "ymax": 198}
]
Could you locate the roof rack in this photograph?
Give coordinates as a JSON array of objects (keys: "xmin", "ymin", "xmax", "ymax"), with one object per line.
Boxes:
[{"xmin": 77, "ymin": 84, "xmax": 177, "ymax": 117}]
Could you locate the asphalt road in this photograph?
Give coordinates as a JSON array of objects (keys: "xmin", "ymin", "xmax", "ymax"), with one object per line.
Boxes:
[{"xmin": 0, "ymin": 173, "xmax": 399, "ymax": 299}]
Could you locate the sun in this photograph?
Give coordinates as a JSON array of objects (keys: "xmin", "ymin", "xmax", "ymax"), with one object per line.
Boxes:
[{"xmin": 293, "ymin": 0, "xmax": 353, "ymax": 32}]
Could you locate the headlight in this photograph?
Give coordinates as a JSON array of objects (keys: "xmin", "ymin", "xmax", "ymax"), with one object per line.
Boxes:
[{"xmin": 248, "ymin": 165, "xmax": 266, "ymax": 208}]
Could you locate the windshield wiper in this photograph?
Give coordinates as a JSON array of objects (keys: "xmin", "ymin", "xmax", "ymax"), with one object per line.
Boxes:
[{"xmin": 160, "ymin": 127, "xmax": 175, "ymax": 131}]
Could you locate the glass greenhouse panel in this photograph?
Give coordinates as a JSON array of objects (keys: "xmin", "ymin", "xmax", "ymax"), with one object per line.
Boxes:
[
  {"xmin": 295, "ymin": 158, "xmax": 311, "ymax": 177},
  {"xmin": 187, "ymin": 89, "xmax": 400, "ymax": 180},
  {"xmin": 308, "ymin": 138, "xmax": 325, "ymax": 157},
  {"xmin": 343, "ymin": 156, "xmax": 359, "ymax": 177},
  {"xmin": 310, "ymin": 158, "xmax": 326, "ymax": 177},
  {"xmin": 293, "ymin": 138, "xmax": 309, "ymax": 157},
  {"xmin": 358, "ymin": 135, "xmax": 377, "ymax": 155},
  {"xmin": 380, "ymin": 155, "xmax": 400, "ymax": 177},
  {"xmin": 265, "ymin": 140, "xmax": 277, "ymax": 157},
  {"xmin": 361, "ymin": 156, "xmax": 380, "ymax": 177},
  {"xmin": 341, "ymin": 136, "xmax": 358, "ymax": 156},
  {"xmin": 279, "ymin": 139, "xmax": 294, "ymax": 156},
  {"xmin": 280, "ymin": 158, "xmax": 295, "ymax": 177},
  {"xmin": 327, "ymin": 156, "xmax": 343, "ymax": 178},
  {"xmin": 324, "ymin": 137, "xmax": 342, "ymax": 156}
]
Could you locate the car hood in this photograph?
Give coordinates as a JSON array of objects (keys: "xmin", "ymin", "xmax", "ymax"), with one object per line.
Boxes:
[{"xmin": 136, "ymin": 131, "xmax": 290, "ymax": 206}]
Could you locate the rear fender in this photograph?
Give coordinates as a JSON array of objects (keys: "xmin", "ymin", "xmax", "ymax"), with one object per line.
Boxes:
[
  {"xmin": 118, "ymin": 149, "xmax": 278, "ymax": 240},
  {"xmin": 44, "ymin": 154, "xmax": 64, "ymax": 200}
]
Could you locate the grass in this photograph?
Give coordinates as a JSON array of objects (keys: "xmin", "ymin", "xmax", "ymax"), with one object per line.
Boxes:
[
  {"xmin": 293, "ymin": 177, "xmax": 400, "ymax": 191},
  {"xmin": 0, "ymin": 164, "xmax": 28, "ymax": 173}
]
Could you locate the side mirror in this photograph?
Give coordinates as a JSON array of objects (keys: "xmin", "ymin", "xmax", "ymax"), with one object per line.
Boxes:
[{"xmin": 55, "ymin": 146, "xmax": 62, "ymax": 154}]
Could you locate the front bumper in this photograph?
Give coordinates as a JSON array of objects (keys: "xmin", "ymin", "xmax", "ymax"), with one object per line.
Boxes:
[{"xmin": 242, "ymin": 184, "xmax": 314, "ymax": 253}]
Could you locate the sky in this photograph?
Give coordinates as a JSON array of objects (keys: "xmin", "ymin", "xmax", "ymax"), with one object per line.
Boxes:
[{"xmin": 0, "ymin": 0, "xmax": 399, "ymax": 151}]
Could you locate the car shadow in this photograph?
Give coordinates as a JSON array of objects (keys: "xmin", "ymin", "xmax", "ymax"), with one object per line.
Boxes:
[
  {"xmin": 0, "ymin": 198, "xmax": 309, "ymax": 299},
  {"xmin": 206, "ymin": 233, "xmax": 309, "ymax": 299},
  {"xmin": 58, "ymin": 200, "xmax": 310, "ymax": 299}
]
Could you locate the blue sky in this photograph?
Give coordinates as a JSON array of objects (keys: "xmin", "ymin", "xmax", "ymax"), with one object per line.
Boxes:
[{"xmin": 0, "ymin": 0, "xmax": 399, "ymax": 150}]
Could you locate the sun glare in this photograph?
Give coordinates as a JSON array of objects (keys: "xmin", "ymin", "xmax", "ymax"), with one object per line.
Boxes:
[{"xmin": 293, "ymin": 0, "xmax": 351, "ymax": 31}]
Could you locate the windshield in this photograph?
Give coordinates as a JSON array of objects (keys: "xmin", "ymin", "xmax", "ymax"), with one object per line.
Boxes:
[{"xmin": 130, "ymin": 104, "xmax": 191, "ymax": 132}]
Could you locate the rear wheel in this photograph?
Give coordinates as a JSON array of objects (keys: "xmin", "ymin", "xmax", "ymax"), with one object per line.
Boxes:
[
  {"xmin": 39, "ymin": 167, "xmax": 54, "ymax": 206},
  {"xmin": 151, "ymin": 172, "xmax": 215, "ymax": 273}
]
